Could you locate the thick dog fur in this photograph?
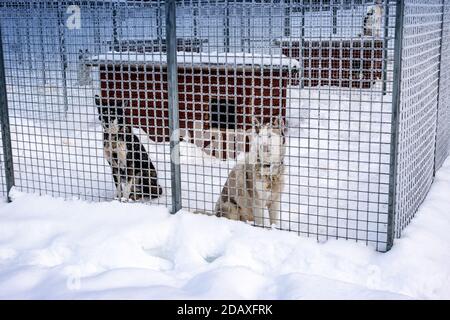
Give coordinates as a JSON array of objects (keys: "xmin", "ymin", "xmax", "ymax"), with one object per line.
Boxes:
[
  {"xmin": 96, "ymin": 97, "xmax": 163, "ymax": 200},
  {"xmin": 362, "ymin": 1, "xmax": 383, "ymax": 37},
  {"xmin": 215, "ymin": 118, "xmax": 286, "ymax": 225}
]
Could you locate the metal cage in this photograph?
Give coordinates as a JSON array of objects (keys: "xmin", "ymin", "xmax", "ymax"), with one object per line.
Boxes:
[{"xmin": 0, "ymin": 0, "xmax": 449, "ymax": 252}]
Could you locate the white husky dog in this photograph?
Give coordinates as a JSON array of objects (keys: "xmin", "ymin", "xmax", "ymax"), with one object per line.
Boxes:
[
  {"xmin": 362, "ymin": 0, "xmax": 384, "ymax": 37},
  {"xmin": 215, "ymin": 117, "xmax": 286, "ymax": 226}
]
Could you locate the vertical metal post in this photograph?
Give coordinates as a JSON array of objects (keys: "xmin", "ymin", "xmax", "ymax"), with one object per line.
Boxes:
[
  {"xmin": 193, "ymin": 4, "xmax": 198, "ymax": 39},
  {"xmin": 246, "ymin": 6, "xmax": 251, "ymax": 53},
  {"xmin": 57, "ymin": 4, "xmax": 69, "ymax": 115},
  {"xmin": 224, "ymin": 2, "xmax": 230, "ymax": 53},
  {"xmin": 25, "ymin": 8, "xmax": 33, "ymax": 71},
  {"xmin": 112, "ymin": 2, "xmax": 119, "ymax": 46},
  {"xmin": 93, "ymin": 5, "xmax": 101, "ymax": 54},
  {"xmin": 300, "ymin": 1, "xmax": 306, "ymax": 89},
  {"xmin": 382, "ymin": 1, "xmax": 390, "ymax": 95},
  {"xmin": 166, "ymin": 0, "xmax": 182, "ymax": 214},
  {"xmin": 387, "ymin": 0, "xmax": 405, "ymax": 251},
  {"xmin": 156, "ymin": 5, "xmax": 163, "ymax": 41},
  {"xmin": 301, "ymin": 1, "xmax": 306, "ymax": 39},
  {"xmin": 433, "ymin": 0, "xmax": 447, "ymax": 175},
  {"xmin": 284, "ymin": 0, "xmax": 291, "ymax": 37},
  {"xmin": 240, "ymin": 3, "xmax": 246, "ymax": 51},
  {"xmin": 0, "ymin": 27, "xmax": 15, "ymax": 202},
  {"xmin": 14, "ymin": 8, "xmax": 23, "ymax": 65},
  {"xmin": 332, "ymin": 3, "xmax": 338, "ymax": 35},
  {"xmin": 38, "ymin": 4, "xmax": 47, "ymax": 85}
]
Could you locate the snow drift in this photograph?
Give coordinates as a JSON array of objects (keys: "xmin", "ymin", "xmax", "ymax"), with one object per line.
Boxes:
[{"xmin": 0, "ymin": 155, "xmax": 450, "ymax": 299}]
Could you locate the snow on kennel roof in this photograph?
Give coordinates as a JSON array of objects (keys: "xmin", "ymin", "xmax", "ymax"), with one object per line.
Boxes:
[
  {"xmin": 89, "ymin": 52, "xmax": 300, "ymax": 70},
  {"xmin": 273, "ymin": 36, "xmax": 383, "ymax": 45}
]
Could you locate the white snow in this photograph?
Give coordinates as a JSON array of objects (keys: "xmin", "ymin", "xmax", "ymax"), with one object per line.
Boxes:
[
  {"xmin": 0, "ymin": 155, "xmax": 449, "ymax": 299},
  {"xmin": 89, "ymin": 52, "xmax": 301, "ymax": 69}
]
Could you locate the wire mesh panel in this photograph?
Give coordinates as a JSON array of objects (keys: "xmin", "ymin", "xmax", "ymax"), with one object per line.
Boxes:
[
  {"xmin": 394, "ymin": 0, "xmax": 444, "ymax": 237},
  {"xmin": 172, "ymin": 0, "xmax": 396, "ymax": 251},
  {"xmin": 0, "ymin": 0, "xmax": 449, "ymax": 252},
  {"xmin": 0, "ymin": 0, "xmax": 171, "ymax": 204},
  {"xmin": 0, "ymin": 20, "xmax": 8, "ymax": 201},
  {"xmin": 0, "ymin": 130, "xmax": 5, "ymax": 200},
  {"xmin": 435, "ymin": 0, "xmax": 450, "ymax": 172}
]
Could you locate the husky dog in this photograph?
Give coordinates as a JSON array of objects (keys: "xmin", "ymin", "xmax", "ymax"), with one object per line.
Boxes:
[
  {"xmin": 362, "ymin": 0, "xmax": 384, "ymax": 37},
  {"xmin": 96, "ymin": 97, "xmax": 163, "ymax": 200},
  {"xmin": 77, "ymin": 49, "xmax": 92, "ymax": 86},
  {"xmin": 215, "ymin": 117, "xmax": 286, "ymax": 226}
]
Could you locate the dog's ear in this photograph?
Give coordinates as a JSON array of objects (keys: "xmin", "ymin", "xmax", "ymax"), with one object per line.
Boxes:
[
  {"xmin": 272, "ymin": 117, "xmax": 279, "ymax": 127},
  {"xmin": 97, "ymin": 105, "xmax": 102, "ymax": 117},
  {"xmin": 272, "ymin": 117, "xmax": 286, "ymax": 136},
  {"xmin": 95, "ymin": 95, "xmax": 101, "ymax": 106},
  {"xmin": 273, "ymin": 117, "xmax": 285, "ymax": 128},
  {"xmin": 273, "ymin": 116, "xmax": 285, "ymax": 126}
]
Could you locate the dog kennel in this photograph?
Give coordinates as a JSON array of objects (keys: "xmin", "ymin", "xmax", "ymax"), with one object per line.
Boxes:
[
  {"xmin": 275, "ymin": 38, "xmax": 384, "ymax": 88},
  {"xmin": 91, "ymin": 52, "xmax": 298, "ymax": 159}
]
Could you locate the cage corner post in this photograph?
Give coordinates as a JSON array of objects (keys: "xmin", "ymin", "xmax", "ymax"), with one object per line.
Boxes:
[
  {"xmin": 0, "ymin": 27, "xmax": 15, "ymax": 203},
  {"xmin": 432, "ymin": 0, "xmax": 447, "ymax": 176},
  {"xmin": 165, "ymin": 0, "xmax": 182, "ymax": 214},
  {"xmin": 56, "ymin": 2, "xmax": 69, "ymax": 117},
  {"xmin": 382, "ymin": 0, "xmax": 390, "ymax": 96},
  {"xmin": 386, "ymin": 0, "xmax": 405, "ymax": 252}
]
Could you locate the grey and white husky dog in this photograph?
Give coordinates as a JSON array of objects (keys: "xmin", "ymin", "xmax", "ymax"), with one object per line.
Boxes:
[{"xmin": 215, "ymin": 117, "xmax": 286, "ymax": 226}]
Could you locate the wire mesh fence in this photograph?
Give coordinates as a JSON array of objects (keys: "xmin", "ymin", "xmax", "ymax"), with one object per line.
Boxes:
[
  {"xmin": 436, "ymin": 0, "xmax": 450, "ymax": 172},
  {"xmin": 0, "ymin": 0, "xmax": 448, "ymax": 252},
  {"xmin": 0, "ymin": 0, "xmax": 173, "ymax": 204},
  {"xmin": 393, "ymin": 0, "xmax": 447, "ymax": 237},
  {"xmin": 0, "ymin": 130, "xmax": 5, "ymax": 199}
]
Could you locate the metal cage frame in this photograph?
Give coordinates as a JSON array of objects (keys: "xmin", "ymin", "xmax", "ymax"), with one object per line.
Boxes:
[{"xmin": 0, "ymin": 0, "xmax": 449, "ymax": 252}]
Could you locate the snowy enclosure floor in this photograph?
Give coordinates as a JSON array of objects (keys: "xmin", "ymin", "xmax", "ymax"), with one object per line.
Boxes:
[
  {"xmin": 3, "ymin": 79, "xmax": 393, "ymax": 247},
  {"xmin": 0, "ymin": 156, "xmax": 450, "ymax": 299}
]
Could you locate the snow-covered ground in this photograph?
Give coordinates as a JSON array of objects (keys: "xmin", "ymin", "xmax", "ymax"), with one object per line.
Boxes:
[{"xmin": 0, "ymin": 154, "xmax": 449, "ymax": 299}]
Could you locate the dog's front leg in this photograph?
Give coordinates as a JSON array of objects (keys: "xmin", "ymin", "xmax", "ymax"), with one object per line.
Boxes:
[
  {"xmin": 253, "ymin": 199, "xmax": 265, "ymax": 226},
  {"xmin": 268, "ymin": 197, "xmax": 281, "ymax": 227},
  {"xmin": 122, "ymin": 177, "xmax": 134, "ymax": 200},
  {"xmin": 113, "ymin": 173, "xmax": 123, "ymax": 199},
  {"xmin": 112, "ymin": 172, "xmax": 122, "ymax": 199},
  {"xmin": 115, "ymin": 184, "xmax": 122, "ymax": 199}
]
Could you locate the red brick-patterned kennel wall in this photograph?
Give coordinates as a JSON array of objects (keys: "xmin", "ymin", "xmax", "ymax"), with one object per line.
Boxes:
[
  {"xmin": 98, "ymin": 64, "xmax": 289, "ymax": 158},
  {"xmin": 280, "ymin": 39, "xmax": 383, "ymax": 88}
]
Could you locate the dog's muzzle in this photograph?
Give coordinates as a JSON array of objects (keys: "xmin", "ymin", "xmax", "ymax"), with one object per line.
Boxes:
[{"xmin": 260, "ymin": 161, "xmax": 284, "ymax": 173}]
